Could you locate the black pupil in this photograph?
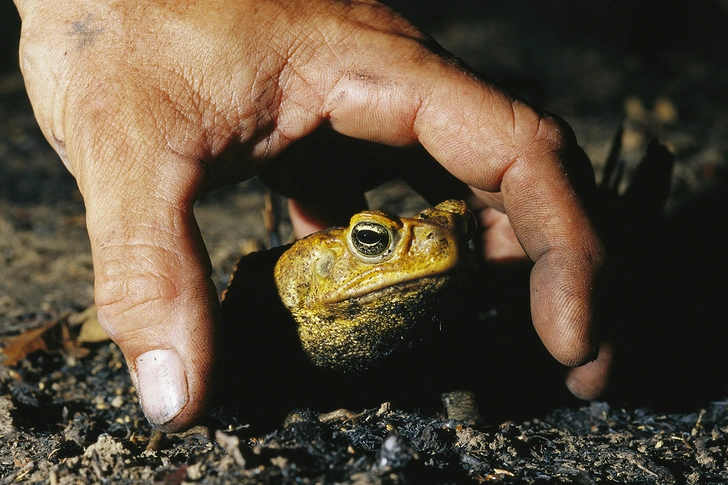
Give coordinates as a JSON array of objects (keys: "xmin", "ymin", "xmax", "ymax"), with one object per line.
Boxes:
[{"xmin": 357, "ymin": 229, "xmax": 383, "ymax": 245}]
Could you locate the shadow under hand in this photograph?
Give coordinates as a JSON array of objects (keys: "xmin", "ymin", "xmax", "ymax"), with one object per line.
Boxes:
[{"xmin": 258, "ymin": 125, "xmax": 471, "ymax": 222}]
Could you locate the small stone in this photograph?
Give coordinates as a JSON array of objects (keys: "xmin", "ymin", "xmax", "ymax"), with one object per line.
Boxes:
[{"xmin": 186, "ymin": 462, "xmax": 204, "ymax": 481}]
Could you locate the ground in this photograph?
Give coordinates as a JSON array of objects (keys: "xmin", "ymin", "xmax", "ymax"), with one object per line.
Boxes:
[{"xmin": 2, "ymin": 2, "xmax": 728, "ymax": 484}]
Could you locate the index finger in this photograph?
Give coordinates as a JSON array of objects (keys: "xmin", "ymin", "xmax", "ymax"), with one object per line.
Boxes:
[{"xmin": 316, "ymin": 43, "xmax": 604, "ymax": 367}]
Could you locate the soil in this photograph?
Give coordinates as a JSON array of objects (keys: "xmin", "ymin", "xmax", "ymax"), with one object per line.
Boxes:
[{"xmin": 2, "ymin": 1, "xmax": 728, "ymax": 484}]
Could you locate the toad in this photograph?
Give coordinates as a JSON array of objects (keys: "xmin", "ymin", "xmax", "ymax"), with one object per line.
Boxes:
[{"xmin": 274, "ymin": 199, "xmax": 477, "ymax": 372}]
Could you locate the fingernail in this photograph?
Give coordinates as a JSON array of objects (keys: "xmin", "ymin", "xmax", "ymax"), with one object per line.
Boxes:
[{"xmin": 135, "ymin": 349, "xmax": 189, "ymax": 426}]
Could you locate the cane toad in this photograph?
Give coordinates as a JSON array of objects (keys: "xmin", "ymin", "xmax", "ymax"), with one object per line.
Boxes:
[{"xmin": 274, "ymin": 200, "xmax": 476, "ymax": 372}]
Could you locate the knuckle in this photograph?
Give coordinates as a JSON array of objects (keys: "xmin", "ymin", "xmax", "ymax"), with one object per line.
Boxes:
[
  {"xmin": 535, "ymin": 114, "xmax": 565, "ymax": 142},
  {"xmin": 93, "ymin": 242, "xmax": 182, "ymax": 339},
  {"xmin": 532, "ymin": 112, "xmax": 578, "ymax": 157},
  {"xmin": 503, "ymin": 107, "xmax": 583, "ymax": 181},
  {"xmin": 509, "ymin": 101, "xmax": 573, "ymax": 151}
]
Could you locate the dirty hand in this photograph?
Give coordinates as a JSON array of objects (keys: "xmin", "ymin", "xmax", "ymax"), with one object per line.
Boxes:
[{"xmin": 15, "ymin": 0, "xmax": 607, "ymax": 431}]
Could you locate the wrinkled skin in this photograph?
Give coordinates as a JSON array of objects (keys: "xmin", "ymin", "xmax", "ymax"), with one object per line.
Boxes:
[
  {"xmin": 275, "ymin": 200, "xmax": 476, "ymax": 372},
  {"xmin": 14, "ymin": 0, "xmax": 609, "ymax": 432}
]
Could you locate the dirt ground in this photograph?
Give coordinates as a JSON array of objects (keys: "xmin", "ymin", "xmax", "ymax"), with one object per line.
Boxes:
[{"xmin": 2, "ymin": 1, "xmax": 728, "ymax": 484}]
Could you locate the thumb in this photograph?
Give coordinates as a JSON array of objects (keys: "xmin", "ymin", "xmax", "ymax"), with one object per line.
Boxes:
[{"xmin": 81, "ymin": 150, "xmax": 218, "ymax": 432}]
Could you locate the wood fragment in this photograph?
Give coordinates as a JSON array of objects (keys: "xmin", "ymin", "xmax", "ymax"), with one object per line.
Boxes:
[
  {"xmin": 442, "ymin": 390, "xmax": 483, "ymax": 425},
  {"xmin": 145, "ymin": 429, "xmax": 165, "ymax": 453},
  {"xmin": 215, "ymin": 430, "xmax": 246, "ymax": 467}
]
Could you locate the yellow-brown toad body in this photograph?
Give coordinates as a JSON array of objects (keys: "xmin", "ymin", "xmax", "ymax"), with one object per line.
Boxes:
[{"xmin": 274, "ymin": 200, "xmax": 476, "ymax": 372}]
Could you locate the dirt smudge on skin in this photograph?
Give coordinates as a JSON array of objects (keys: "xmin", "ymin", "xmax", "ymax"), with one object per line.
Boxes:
[
  {"xmin": 69, "ymin": 15, "xmax": 106, "ymax": 51},
  {"xmin": 345, "ymin": 69, "xmax": 390, "ymax": 87}
]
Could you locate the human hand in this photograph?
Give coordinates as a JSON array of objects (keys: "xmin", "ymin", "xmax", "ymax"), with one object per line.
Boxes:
[{"xmin": 15, "ymin": 0, "xmax": 606, "ymax": 431}]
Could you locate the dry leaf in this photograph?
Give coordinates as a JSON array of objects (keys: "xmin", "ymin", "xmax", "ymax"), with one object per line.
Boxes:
[
  {"xmin": 1, "ymin": 319, "xmax": 60, "ymax": 366},
  {"xmin": 0, "ymin": 306, "xmax": 106, "ymax": 366},
  {"xmin": 72, "ymin": 305, "xmax": 109, "ymax": 344}
]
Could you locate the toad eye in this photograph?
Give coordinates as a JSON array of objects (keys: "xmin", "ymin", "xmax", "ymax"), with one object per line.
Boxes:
[{"xmin": 350, "ymin": 222, "xmax": 393, "ymax": 258}]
